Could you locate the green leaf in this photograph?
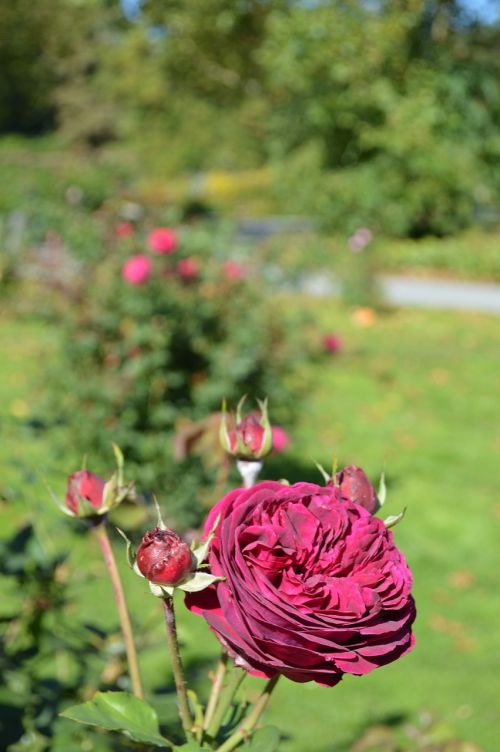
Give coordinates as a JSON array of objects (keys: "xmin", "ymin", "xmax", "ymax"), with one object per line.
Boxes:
[
  {"xmin": 174, "ymin": 744, "xmax": 211, "ymax": 752},
  {"xmin": 245, "ymin": 725, "xmax": 281, "ymax": 751},
  {"xmin": 61, "ymin": 691, "xmax": 173, "ymax": 748}
]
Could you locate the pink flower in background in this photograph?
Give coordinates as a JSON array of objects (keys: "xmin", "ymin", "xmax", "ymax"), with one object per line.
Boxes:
[
  {"xmin": 323, "ymin": 333, "xmax": 343, "ymax": 354},
  {"xmin": 271, "ymin": 425, "xmax": 290, "ymax": 454},
  {"xmin": 177, "ymin": 257, "xmax": 199, "ymax": 281},
  {"xmin": 115, "ymin": 221, "xmax": 134, "ymax": 239},
  {"xmin": 122, "ymin": 255, "xmax": 152, "ymax": 285},
  {"xmin": 148, "ymin": 227, "xmax": 178, "ymax": 255},
  {"xmin": 223, "ymin": 260, "xmax": 246, "ymax": 281},
  {"xmin": 186, "ymin": 481, "xmax": 415, "ymax": 685},
  {"xmin": 348, "ymin": 227, "xmax": 373, "ymax": 252}
]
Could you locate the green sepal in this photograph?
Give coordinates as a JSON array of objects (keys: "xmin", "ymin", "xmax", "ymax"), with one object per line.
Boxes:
[
  {"xmin": 116, "ymin": 527, "xmax": 136, "ymax": 568},
  {"xmin": 235, "ymin": 394, "xmax": 247, "ymax": 425},
  {"xmin": 255, "ymin": 397, "xmax": 272, "ymax": 458},
  {"xmin": 178, "ymin": 572, "xmax": 225, "ymax": 593},
  {"xmin": 102, "ymin": 473, "xmax": 119, "ymax": 512},
  {"xmin": 60, "ymin": 691, "xmax": 173, "ymax": 748},
  {"xmin": 314, "ymin": 461, "xmax": 331, "ymax": 485},
  {"xmin": 77, "ymin": 496, "xmax": 102, "ymax": 518},
  {"xmin": 47, "ymin": 484, "xmax": 75, "ymax": 517},
  {"xmin": 378, "ymin": 472, "xmax": 387, "ymax": 506},
  {"xmin": 384, "ymin": 508, "xmax": 406, "ymax": 529},
  {"xmin": 153, "ymin": 496, "xmax": 167, "ymax": 530},
  {"xmin": 112, "ymin": 442, "xmax": 124, "ymax": 486},
  {"xmin": 191, "ymin": 514, "xmax": 220, "ymax": 568}
]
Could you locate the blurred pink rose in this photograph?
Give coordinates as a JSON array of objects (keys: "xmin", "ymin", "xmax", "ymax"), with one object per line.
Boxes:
[
  {"xmin": 323, "ymin": 333, "xmax": 343, "ymax": 354},
  {"xmin": 348, "ymin": 227, "xmax": 373, "ymax": 252},
  {"xmin": 122, "ymin": 255, "xmax": 152, "ymax": 285},
  {"xmin": 177, "ymin": 257, "xmax": 199, "ymax": 281},
  {"xmin": 116, "ymin": 222, "xmax": 134, "ymax": 239},
  {"xmin": 148, "ymin": 227, "xmax": 178, "ymax": 255},
  {"xmin": 223, "ymin": 260, "xmax": 246, "ymax": 280},
  {"xmin": 271, "ymin": 425, "xmax": 290, "ymax": 454}
]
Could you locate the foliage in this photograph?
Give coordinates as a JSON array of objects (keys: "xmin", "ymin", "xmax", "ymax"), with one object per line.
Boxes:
[
  {"xmin": 3, "ymin": 2, "xmax": 499, "ymax": 236},
  {"xmin": 44, "ymin": 221, "xmax": 308, "ymax": 528}
]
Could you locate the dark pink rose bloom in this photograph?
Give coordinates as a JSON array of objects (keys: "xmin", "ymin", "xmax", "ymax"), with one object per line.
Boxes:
[
  {"xmin": 186, "ymin": 481, "xmax": 415, "ymax": 685},
  {"xmin": 177, "ymin": 257, "xmax": 199, "ymax": 281},
  {"xmin": 136, "ymin": 527, "xmax": 193, "ymax": 585},
  {"xmin": 336, "ymin": 465, "xmax": 380, "ymax": 515},
  {"xmin": 66, "ymin": 470, "xmax": 106, "ymax": 515},
  {"xmin": 116, "ymin": 222, "xmax": 134, "ymax": 239},
  {"xmin": 271, "ymin": 425, "xmax": 290, "ymax": 454},
  {"xmin": 122, "ymin": 255, "xmax": 152, "ymax": 285},
  {"xmin": 148, "ymin": 227, "xmax": 178, "ymax": 255},
  {"xmin": 323, "ymin": 333, "xmax": 343, "ymax": 354},
  {"xmin": 223, "ymin": 260, "xmax": 246, "ymax": 281}
]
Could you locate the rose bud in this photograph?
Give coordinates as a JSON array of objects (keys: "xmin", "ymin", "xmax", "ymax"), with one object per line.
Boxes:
[
  {"xmin": 220, "ymin": 397, "xmax": 272, "ymax": 461},
  {"xmin": 336, "ymin": 464, "xmax": 380, "ymax": 514},
  {"xmin": 66, "ymin": 470, "xmax": 106, "ymax": 516},
  {"xmin": 136, "ymin": 527, "xmax": 193, "ymax": 585}
]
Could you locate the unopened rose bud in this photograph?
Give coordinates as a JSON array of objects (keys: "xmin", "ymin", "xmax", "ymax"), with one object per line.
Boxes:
[
  {"xmin": 336, "ymin": 465, "xmax": 380, "ymax": 515},
  {"xmin": 66, "ymin": 470, "xmax": 105, "ymax": 515},
  {"xmin": 220, "ymin": 397, "xmax": 272, "ymax": 461},
  {"xmin": 136, "ymin": 527, "xmax": 193, "ymax": 585}
]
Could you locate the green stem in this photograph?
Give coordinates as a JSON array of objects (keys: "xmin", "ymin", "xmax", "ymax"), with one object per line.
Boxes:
[
  {"xmin": 216, "ymin": 675, "xmax": 280, "ymax": 752},
  {"xmin": 203, "ymin": 651, "xmax": 228, "ymax": 734},
  {"xmin": 93, "ymin": 524, "xmax": 144, "ymax": 699},
  {"xmin": 162, "ymin": 596, "xmax": 194, "ymax": 740},
  {"xmin": 206, "ymin": 664, "xmax": 246, "ymax": 742}
]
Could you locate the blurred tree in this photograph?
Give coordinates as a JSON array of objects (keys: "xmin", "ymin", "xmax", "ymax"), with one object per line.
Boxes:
[{"xmin": 1, "ymin": 0, "xmax": 498, "ymax": 233}]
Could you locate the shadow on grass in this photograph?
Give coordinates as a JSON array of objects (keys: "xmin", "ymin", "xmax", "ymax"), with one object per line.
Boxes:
[{"xmin": 313, "ymin": 711, "xmax": 408, "ymax": 752}]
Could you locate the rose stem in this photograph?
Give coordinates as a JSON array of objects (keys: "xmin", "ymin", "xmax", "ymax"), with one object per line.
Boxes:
[
  {"xmin": 206, "ymin": 664, "xmax": 246, "ymax": 742},
  {"xmin": 215, "ymin": 675, "xmax": 280, "ymax": 752},
  {"xmin": 162, "ymin": 596, "xmax": 195, "ymax": 740},
  {"xmin": 203, "ymin": 651, "xmax": 228, "ymax": 733},
  {"xmin": 93, "ymin": 523, "xmax": 144, "ymax": 699}
]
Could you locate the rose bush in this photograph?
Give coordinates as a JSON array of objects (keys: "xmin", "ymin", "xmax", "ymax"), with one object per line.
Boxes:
[
  {"xmin": 47, "ymin": 220, "xmax": 309, "ymax": 528},
  {"xmin": 187, "ymin": 480, "xmax": 415, "ymax": 685}
]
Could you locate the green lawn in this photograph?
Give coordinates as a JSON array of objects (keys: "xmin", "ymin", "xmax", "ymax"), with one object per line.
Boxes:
[{"xmin": 1, "ymin": 300, "xmax": 499, "ymax": 751}]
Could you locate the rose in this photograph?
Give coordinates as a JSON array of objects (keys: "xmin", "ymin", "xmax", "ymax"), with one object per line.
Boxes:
[
  {"xmin": 116, "ymin": 221, "xmax": 134, "ymax": 239},
  {"xmin": 66, "ymin": 470, "xmax": 105, "ymax": 515},
  {"xmin": 148, "ymin": 227, "xmax": 178, "ymax": 255},
  {"xmin": 177, "ymin": 257, "xmax": 199, "ymax": 281},
  {"xmin": 186, "ymin": 481, "xmax": 415, "ymax": 685},
  {"xmin": 220, "ymin": 401, "xmax": 272, "ymax": 461},
  {"xmin": 122, "ymin": 255, "xmax": 152, "ymax": 285},
  {"xmin": 271, "ymin": 425, "xmax": 290, "ymax": 454},
  {"xmin": 323, "ymin": 333, "xmax": 343, "ymax": 354},
  {"xmin": 336, "ymin": 465, "xmax": 380, "ymax": 515},
  {"xmin": 222, "ymin": 260, "xmax": 246, "ymax": 281},
  {"xmin": 136, "ymin": 527, "xmax": 193, "ymax": 585}
]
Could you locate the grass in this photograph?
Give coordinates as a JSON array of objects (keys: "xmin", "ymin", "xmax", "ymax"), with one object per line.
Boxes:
[{"xmin": 1, "ymin": 299, "xmax": 499, "ymax": 751}]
